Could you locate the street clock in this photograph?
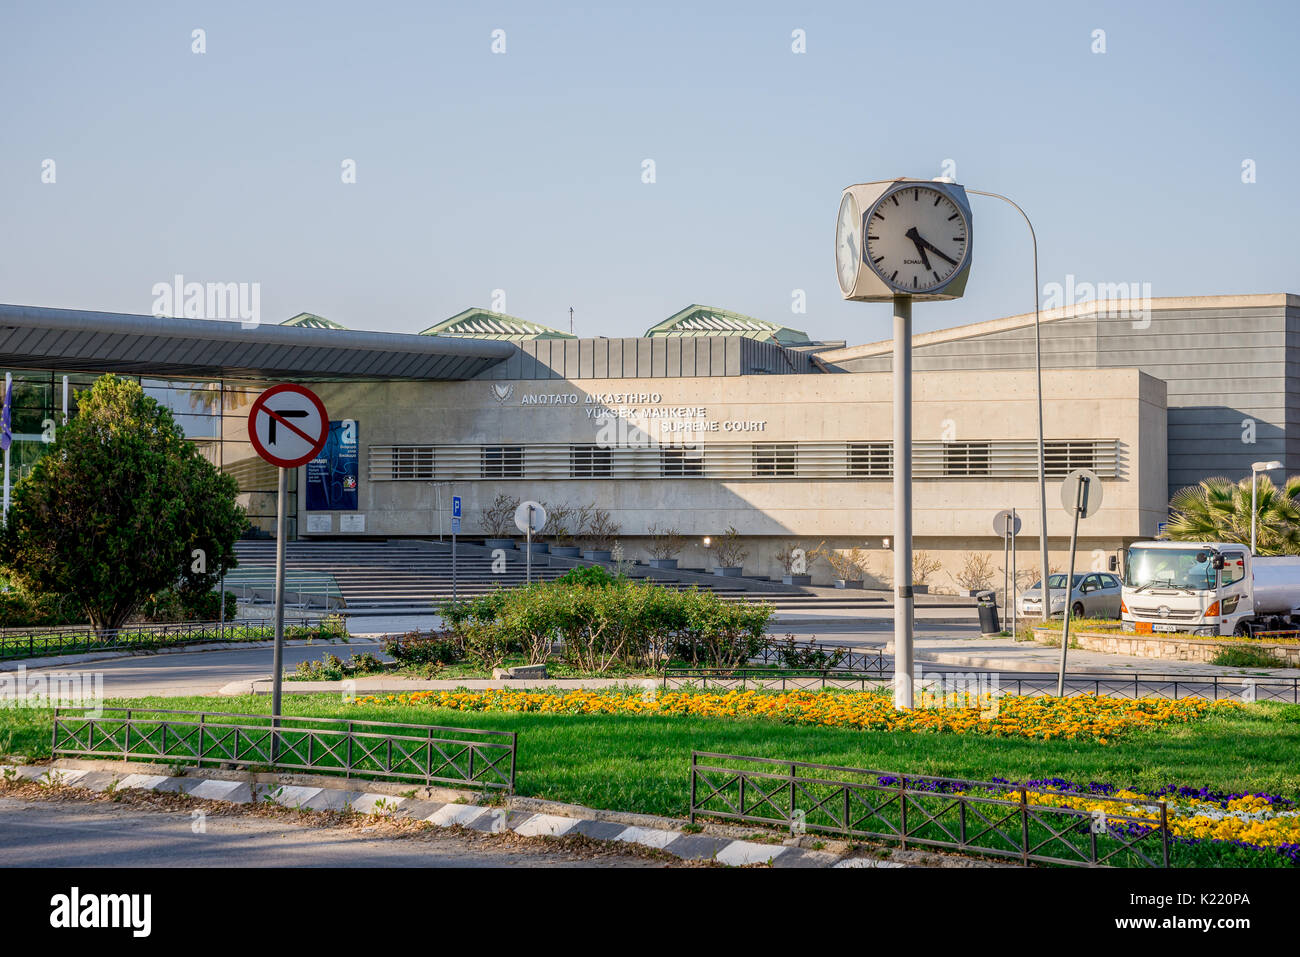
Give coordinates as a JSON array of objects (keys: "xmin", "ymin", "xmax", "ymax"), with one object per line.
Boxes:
[{"xmin": 836, "ymin": 178, "xmax": 973, "ymax": 302}]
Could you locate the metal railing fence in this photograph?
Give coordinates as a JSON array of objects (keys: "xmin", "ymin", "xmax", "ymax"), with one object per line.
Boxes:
[
  {"xmin": 0, "ymin": 617, "xmax": 343, "ymax": 661},
  {"xmin": 662, "ymin": 669, "xmax": 1299, "ymax": 702},
  {"xmin": 749, "ymin": 639, "xmax": 886, "ymax": 673},
  {"xmin": 52, "ymin": 707, "xmax": 516, "ymax": 790},
  {"xmin": 689, "ymin": 752, "xmax": 1169, "ymax": 868}
]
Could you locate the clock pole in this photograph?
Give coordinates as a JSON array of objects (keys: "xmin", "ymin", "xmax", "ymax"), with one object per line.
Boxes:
[
  {"xmin": 893, "ymin": 294, "xmax": 915, "ymax": 709},
  {"xmin": 837, "ymin": 179, "xmax": 974, "ymax": 711}
]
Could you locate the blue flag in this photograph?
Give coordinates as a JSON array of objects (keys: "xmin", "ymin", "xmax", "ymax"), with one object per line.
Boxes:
[{"xmin": 0, "ymin": 378, "xmax": 11, "ymax": 452}]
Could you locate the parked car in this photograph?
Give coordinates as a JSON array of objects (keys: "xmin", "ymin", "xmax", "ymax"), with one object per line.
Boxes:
[{"xmin": 1018, "ymin": 572, "xmax": 1123, "ymax": 619}]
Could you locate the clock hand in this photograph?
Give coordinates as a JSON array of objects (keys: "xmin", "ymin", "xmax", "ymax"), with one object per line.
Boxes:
[
  {"xmin": 904, "ymin": 227, "xmax": 931, "ymax": 270},
  {"xmin": 906, "ymin": 226, "xmax": 957, "ymax": 268},
  {"xmin": 917, "ymin": 236, "xmax": 958, "ymax": 267}
]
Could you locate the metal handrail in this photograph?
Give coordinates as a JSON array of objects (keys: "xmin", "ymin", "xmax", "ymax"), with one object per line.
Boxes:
[{"xmin": 689, "ymin": 751, "xmax": 1170, "ymax": 868}]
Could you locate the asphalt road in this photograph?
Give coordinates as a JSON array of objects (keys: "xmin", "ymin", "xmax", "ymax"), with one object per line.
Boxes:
[
  {"xmin": 12, "ymin": 639, "xmax": 389, "ymax": 698},
  {"xmin": 0, "ymin": 796, "xmax": 660, "ymax": 867},
  {"xmin": 10, "ymin": 623, "xmax": 993, "ymax": 699}
]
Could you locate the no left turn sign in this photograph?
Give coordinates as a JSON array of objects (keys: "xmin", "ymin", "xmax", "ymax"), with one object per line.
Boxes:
[{"xmin": 247, "ymin": 384, "xmax": 329, "ymax": 469}]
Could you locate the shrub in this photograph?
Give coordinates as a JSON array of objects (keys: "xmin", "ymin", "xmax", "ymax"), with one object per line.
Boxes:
[
  {"xmin": 713, "ymin": 526, "xmax": 747, "ymax": 569},
  {"xmin": 668, "ymin": 590, "xmax": 768, "ymax": 669},
  {"xmin": 440, "ymin": 590, "xmax": 517, "ymax": 670},
  {"xmin": 812, "ymin": 543, "xmax": 872, "ymax": 581},
  {"xmin": 0, "ymin": 588, "xmax": 81, "ymax": 628},
  {"xmin": 582, "ymin": 509, "xmax": 620, "ymax": 551},
  {"xmin": 439, "ymin": 578, "xmax": 773, "ymax": 673},
  {"xmin": 294, "ymin": 652, "xmax": 384, "ymax": 681},
  {"xmin": 382, "ymin": 630, "xmax": 465, "ymax": 666},
  {"xmin": 952, "ymin": 552, "xmax": 996, "ymax": 592},
  {"xmin": 912, "ymin": 550, "xmax": 944, "ymax": 585},
  {"xmin": 1211, "ymin": 645, "xmax": 1289, "ymax": 668},
  {"xmin": 480, "ymin": 493, "xmax": 519, "ymax": 538},
  {"xmin": 774, "ymin": 541, "xmax": 809, "ymax": 576},
  {"xmin": 771, "ymin": 634, "xmax": 848, "ymax": 669},
  {"xmin": 139, "ymin": 588, "xmax": 237, "ymax": 623},
  {"xmin": 556, "ymin": 565, "xmax": 622, "ymax": 587},
  {"xmin": 647, "ymin": 525, "xmax": 686, "ymax": 560},
  {"xmin": 545, "ymin": 502, "xmax": 575, "ymax": 546}
]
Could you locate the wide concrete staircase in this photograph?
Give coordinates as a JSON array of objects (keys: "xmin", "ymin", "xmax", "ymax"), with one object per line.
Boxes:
[{"xmin": 230, "ymin": 539, "xmax": 916, "ymax": 615}]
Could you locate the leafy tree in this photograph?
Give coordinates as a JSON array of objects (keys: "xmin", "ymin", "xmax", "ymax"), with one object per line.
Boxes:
[
  {"xmin": 1165, "ymin": 474, "xmax": 1300, "ymax": 555},
  {"xmin": 0, "ymin": 374, "xmax": 245, "ymax": 633}
]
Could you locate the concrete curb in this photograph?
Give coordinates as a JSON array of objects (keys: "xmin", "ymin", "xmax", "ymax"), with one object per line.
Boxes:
[
  {"xmin": 0, "ymin": 757, "xmax": 932, "ymax": 868},
  {"xmin": 887, "ymin": 642, "xmax": 1297, "ymax": 678},
  {"xmin": 219, "ymin": 677, "xmax": 664, "ymax": 696},
  {"xmin": 775, "ymin": 615, "xmax": 975, "ymax": 626}
]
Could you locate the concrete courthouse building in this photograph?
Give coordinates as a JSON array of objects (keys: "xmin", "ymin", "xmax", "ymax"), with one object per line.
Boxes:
[{"xmin": 0, "ymin": 293, "xmax": 1295, "ymax": 590}]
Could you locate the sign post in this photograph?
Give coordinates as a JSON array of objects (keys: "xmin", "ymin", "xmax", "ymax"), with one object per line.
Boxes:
[
  {"xmin": 1057, "ymin": 468, "xmax": 1102, "ymax": 695},
  {"xmin": 247, "ymin": 384, "xmax": 330, "ymax": 757},
  {"xmin": 1003, "ymin": 509, "xmax": 1013, "ymax": 634},
  {"xmin": 514, "ymin": 500, "xmax": 546, "ymax": 586},
  {"xmin": 1, "ymin": 372, "xmax": 11, "ymax": 526},
  {"xmin": 993, "ymin": 509, "xmax": 1022, "ymax": 635},
  {"xmin": 451, "ymin": 495, "xmax": 461, "ymax": 604}
]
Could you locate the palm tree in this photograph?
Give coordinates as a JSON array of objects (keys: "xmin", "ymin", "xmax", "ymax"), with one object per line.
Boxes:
[{"xmin": 1165, "ymin": 474, "xmax": 1300, "ymax": 554}]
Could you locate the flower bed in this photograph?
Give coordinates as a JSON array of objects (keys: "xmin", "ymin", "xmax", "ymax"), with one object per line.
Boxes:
[
  {"xmin": 880, "ymin": 774, "xmax": 1299, "ymax": 863},
  {"xmin": 352, "ymin": 688, "xmax": 1235, "ymax": 743}
]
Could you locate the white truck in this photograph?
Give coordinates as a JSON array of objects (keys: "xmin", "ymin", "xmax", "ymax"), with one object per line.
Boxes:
[{"xmin": 1122, "ymin": 540, "xmax": 1300, "ymax": 638}]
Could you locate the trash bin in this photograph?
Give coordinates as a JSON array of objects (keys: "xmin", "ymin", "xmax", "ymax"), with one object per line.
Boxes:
[{"xmin": 976, "ymin": 590, "xmax": 1000, "ymax": 636}]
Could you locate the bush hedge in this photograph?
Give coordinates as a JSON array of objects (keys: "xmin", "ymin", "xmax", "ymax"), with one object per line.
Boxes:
[
  {"xmin": 439, "ymin": 578, "xmax": 772, "ymax": 673},
  {"xmin": 383, "ymin": 630, "xmax": 466, "ymax": 668},
  {"xmin": 0, "ymin": 588, "xmax": 82, "ymax": 628}
]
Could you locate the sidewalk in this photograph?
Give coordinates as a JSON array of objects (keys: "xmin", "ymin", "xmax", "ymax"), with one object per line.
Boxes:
[
  {"xmin": 888, "ymin": 634, "xmax": 1300, "ymax": 678},
  {"xmin": 0, "ymin": 758, "xmax": 931, "ymax": 868}
]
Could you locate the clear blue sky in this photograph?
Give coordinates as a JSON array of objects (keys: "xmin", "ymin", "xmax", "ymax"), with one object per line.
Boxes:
[{"xmin": 2, "ymin": 0, "xmax": 1296, "ymax": 342}]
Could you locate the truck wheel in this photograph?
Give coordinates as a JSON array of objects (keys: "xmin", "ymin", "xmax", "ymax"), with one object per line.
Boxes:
[
  {"xmin": 1072, "ymin": 602, "xmax": 1085, "ymax": 619},
  {"xmin": 1233, "ymin": 621, "xmax": 1250, "ymax": 638}
]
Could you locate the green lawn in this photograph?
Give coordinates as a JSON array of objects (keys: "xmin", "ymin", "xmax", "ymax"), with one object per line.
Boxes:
[
  {"xmin": 4, "ymin": 693, "xmax": 1298, "ymax": 816},
  {"xmin": 7, "ymin": 692, "xmax": 1297, "ymax": 866}
]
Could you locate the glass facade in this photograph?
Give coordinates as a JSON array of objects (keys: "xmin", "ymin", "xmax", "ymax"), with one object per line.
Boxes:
[{"xmin": 1, "ymin": 370, "xmax": 295, "ymax": 538}]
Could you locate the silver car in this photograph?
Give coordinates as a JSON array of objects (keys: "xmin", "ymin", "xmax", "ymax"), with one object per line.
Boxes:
[{"xmin": 1017, "ymin": 572, "xmax": 1123, "ymax": 619}]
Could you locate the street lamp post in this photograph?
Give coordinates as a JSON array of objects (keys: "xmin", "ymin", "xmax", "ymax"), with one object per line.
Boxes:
[
  {"xmin": 1250, "ymin": 460, "xmax": 1283, "ymax": 554},
  {"xmin": 966, "ymin": 189, "xmax": 1050, "ymax": 624}
]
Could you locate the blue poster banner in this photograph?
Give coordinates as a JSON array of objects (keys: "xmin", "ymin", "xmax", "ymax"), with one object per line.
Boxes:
[{"xmin": 305, "ymin": 420, "xmax": 358, "ymax": 511}]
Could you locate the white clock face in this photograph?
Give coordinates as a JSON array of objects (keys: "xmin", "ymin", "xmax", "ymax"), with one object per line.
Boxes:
[
  {"xmin": 864, "ymin": 185, "xmax": 969, "ymax": 293},
  {"xmin": 835, "ymin": 192, "xmax": 861, "ymax": 294}
]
